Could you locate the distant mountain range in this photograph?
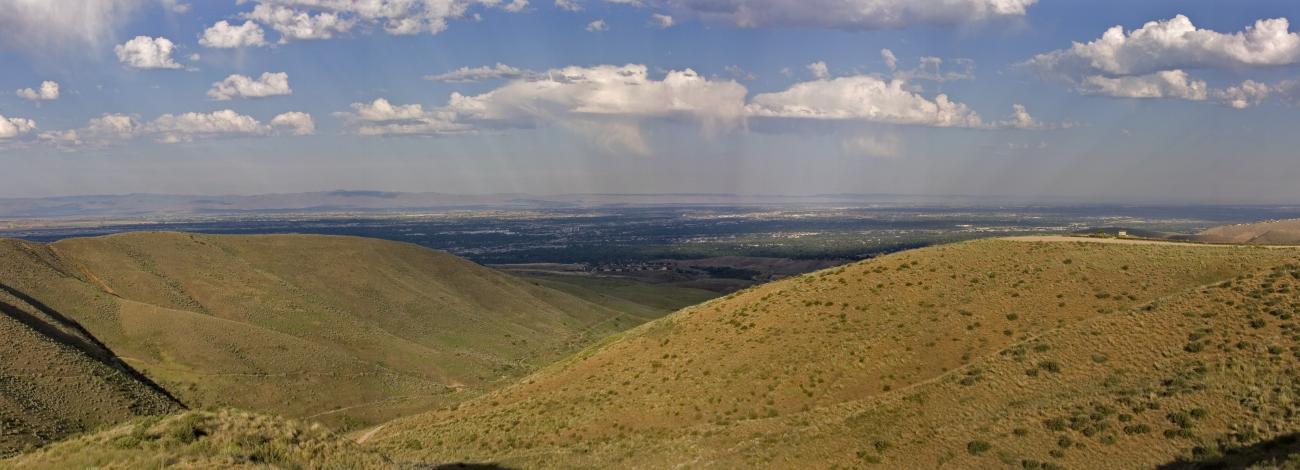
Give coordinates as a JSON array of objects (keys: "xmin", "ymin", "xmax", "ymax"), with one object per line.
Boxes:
[{"xmin": 0, "ymin": 191, "xmax": 1108, "ymax": 220}]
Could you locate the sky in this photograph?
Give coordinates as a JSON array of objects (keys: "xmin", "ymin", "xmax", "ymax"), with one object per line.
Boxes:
[{"xmin": 1, "ymin": 0, "xmax": 1299, "ymax": 203}]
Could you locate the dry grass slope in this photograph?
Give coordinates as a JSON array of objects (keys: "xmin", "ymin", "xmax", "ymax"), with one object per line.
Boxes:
[
  {"xmin": 6, "ymin": 409, "xmax": 390, "ymax": 469},
  {"xmin": 371, "ymin": 239, "xmax": 1300, "ymax": 468},
  {"xmin": 0, "ymin": 232, "xmax": 644, "ymax": 435},
  {"xmin": 1196, "ymin": 219, "xmax": 1300, "ymax": 245},
  {"xmin": 0, "ymin": 283, "xmax": 180, "ymax": 456}
]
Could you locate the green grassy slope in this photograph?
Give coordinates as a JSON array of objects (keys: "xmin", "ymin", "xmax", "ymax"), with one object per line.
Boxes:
[
  {"xmin": 0, "ymin": 283, "xmax": 181, "ymax": 456},
  {"xmin": 371, "ymin": 239, "xmax": 1300, "ymax": 468},
  {"xmin": 0, "ymin": 232, "xmax": 643, "ymax": 433},
  {"xmin": 515, "ymin": 273, "xmax": 720, "ymax": 321}
]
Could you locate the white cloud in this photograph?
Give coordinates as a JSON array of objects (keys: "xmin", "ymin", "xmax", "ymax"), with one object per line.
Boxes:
[
  {"xmin": 39, "ymin": 113, "xmax": 141, "ymax": 146},
  {"xmin": 746, "ymin": 75, "xmax": 983, "ymax": 128},
  {"xmin": 41, "ymin": 110, "xmax": 313, "ymax": 146},
  {"xmin": 271, "ymin": 111, "xmax": 316, "ymax": 135},
  {"xmin": 207, "ymin": 72, "xmax": 293, "ymax": 100},
  {"xmin": 0, "ymin": 113, "xmax": 37, "ymax": 140},
  {"xmin": 244, "ymin": 4, "xmax": 355, "ymax": 41},
  {"xmin": 881, "ymin": 48, "xmax": 898, "ymax": 71},
  {"xmin": 200, "ymin": 20, "xmax": 268, "ymax": 48},
  {"xmin": 334, "ymin": 98, "xmax": 472, "ymax": 136},
  {"xmin": 806, "ymin": 61, "xmax": 830, "ymax": 79},
  {"xmin": 424, "ymin": 63, "xmax": 535, "ymax": 82},
  {"xmin": 16, "ymin": 81, "xmax": 60, "ymax": 101},
  {"xmin": 145, "ymin": 109, "xmax": 270, "ymax": 143},
  {"xmin": 238, "ymin": 0, "xmax": 528, "ymax": 37},
  {"xmin": 115, "ymin": 36, "xmax": 184, "ymax": 69},
  {"xmin": 1028, "ymin": 15, "xmax": 1300, "ymax": 77},
  {"xmin": 0, "ymin": 0, "xmax": 143, "ymax": 51},
  {"xmin": 1078, "ymin": 70, "xmax": 1209, "ymax": 101},
  {"xmin": 651, "ymin": 13, "xmax": 673, "ymax": 28},
  {"xmin": 993, "ymin": 104, "xmax": 1054, "ymax": 129},
  {"xmin": 586, "ymin": 19, "xmax": 608, "ymax": 32},
  {"xmin": 1212, "ymin": 80, "xmax": 1272, "ymax": 109},
  {"xmin": 161, "ymin": 0, "xmax": 191, "ymax": 13},
  {"xmin": 617, "ymin": 0, "xmax": 1036, "ymax": 30},
  {"xmin": 883, "ymin": 50, "xmax": 975, "ymax": 82},
  {"xmin": 555, "ymin": 0, "xmax": 582, "ymax": 11},
  {"xmin": 840, "ymin": 133, "xmax": 900, "ymax": 158},
  {"xmin": 340, "ymin": 64, "xmax": 748, "ymax": 153}
]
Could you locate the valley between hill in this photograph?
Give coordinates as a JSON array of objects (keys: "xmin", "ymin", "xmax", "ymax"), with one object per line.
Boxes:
[
  {"xmin": 6, "ymin": 234, "xmax": 1300, "ymax": 469},
  {"xmin": 0, "ymin": 232, "xmax": 677, "ymax": 455}
]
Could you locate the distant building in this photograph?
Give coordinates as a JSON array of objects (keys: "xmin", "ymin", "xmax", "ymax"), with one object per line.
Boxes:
[{"xmin": 1117, "ymin": 230, "xmax": 1128, "ymax": 237}]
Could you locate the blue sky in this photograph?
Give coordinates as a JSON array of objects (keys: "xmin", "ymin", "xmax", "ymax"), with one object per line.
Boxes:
[{"xmin": 1, "ymin": 0, "xmax": 1299, "ymax": 202}]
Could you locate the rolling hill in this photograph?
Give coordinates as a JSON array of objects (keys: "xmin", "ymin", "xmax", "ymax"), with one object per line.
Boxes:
[
  {"xmin": 1196, "ymin": 219, "xmax": 1300, "ymax": 245},
  {"xmin": 370, "ymin": 237, "xmax": 1300, "ymax": 468},
  {"xmin": 0, "ymin": 232, "xmax": 649, "ymax": 444},
  {"xmin": 0, "ymin": 274, "xmax": 181, "ymax": 455},
  {"xmin": 6, "ymin": 409, "xmax": 390, "ymax": 469}
]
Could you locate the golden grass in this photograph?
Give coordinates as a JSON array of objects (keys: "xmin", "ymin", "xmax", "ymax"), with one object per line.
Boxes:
[
  {"xmin": 369, "ymin": 239, "xmax": 1300, "ymax": 468},
  {"xmin": 7, "ymin": 409, "xmax": 390, "ymax": 469}
]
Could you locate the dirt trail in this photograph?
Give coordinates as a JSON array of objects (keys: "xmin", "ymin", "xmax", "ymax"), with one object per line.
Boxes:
[
  {"xmin": 1002, "ymin": 235, "xmax": 1299, "ymax": 248},
  {"xmin": 355, "ymin": 424, "xmax": 386, "ymax": 444}
]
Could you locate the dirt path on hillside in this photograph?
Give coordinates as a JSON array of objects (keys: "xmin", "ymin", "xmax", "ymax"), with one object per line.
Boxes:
[
  {"xmin": 1002, "ymin": 235, "xmax": 1298, "ymax": 249},
  {"xmin": 355, "ymin": 424, "xmax": 386, "ymax": 444}
]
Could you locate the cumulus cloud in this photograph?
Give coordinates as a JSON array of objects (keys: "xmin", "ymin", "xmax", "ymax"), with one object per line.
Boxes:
[
  {"xmin": 207, "ymin": 72, "xmax": 293, "ymax": 100},
  {"xmin": 270, "ymin": 111, "xmax": 316, "ymax": 135},
  {"xmin": 1027, "ymin": 15, "xmax": 1300, "ymax": 77},
  {"xmin": 39, "ymin": 113, "xmax": 141, "ymax": 146},
  {"xmin": 806, "ymin": 61, "xmax": 830, "ymax": 79},
  {"xmin": 555, "ymin": 0, "xmax": 582, "ymax": 10},
  {"xmin": 1026, "ymin": 15, "xmax": 1300, "ymax": 109},
  {"xmin": 115, "ymin": 36, "xmax": 184, "ymax": 69},
  {"xmin": 614, "ymin": 0, "xmax": 1036, "ymax": 30},
  {"xmin": 41, "ymin": 110, "xmax": 313, "ymax": 146},
  {"xmin": 881, "ymin": 49, "xmax": 974, "ymax": 82},
  {"xmin": 200, "ymin": 20, "xmax": 268, "ymax": 48},
  {"xmin": 651, "ymin": 13, "xmax": 673, "ymax": 28},
  {"xmin": 236, "ymin": 0, "xmax": 527, "ymax": 38},
  {"xmin": 993, "ymin": 104, "xmax": 1060, "ymax": 129},
  {"xmin": 0, "ymin": 0, "xmax": 143, "ymax": 51},
  {"xmin": 0, "ymin": 114, "xmax": 37, "ymax": 140},
  {"xmin": 334, "ymin": 98, "xmax": 472, "ymax": 136},
  {"xmin": 1078, "ymin": 70, "xmax": 1209, "ymax": 100},
  {"xmin": 339, "ymin": 64, "xmax": 748, "ymax": 153},
  {"xmin": 16, "ymin": 81, "xmax": 60, "ymax": 101},
  {"xmin": 244, "ymin": 4, "xmax": 354, "ymax": 41},
  {"xmin": 586, "ymin": 19, "xmax": 608, "ymax": 32},
  {"xmin": 745, "ymin": 75, "xmax": 984, "ymax": 128},
  {"xmin": 424, "ymin": 63, "xmax": 536, "ymax": 82}
]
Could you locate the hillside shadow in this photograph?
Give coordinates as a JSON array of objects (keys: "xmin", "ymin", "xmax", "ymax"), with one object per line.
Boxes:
[
  {"xmin": 1157, "ymin": 433, "xmax": 1300, "ymax": 469},
  {"xmin": 0, "ymin": 281, "xmax": 185, "ymax": 407}
]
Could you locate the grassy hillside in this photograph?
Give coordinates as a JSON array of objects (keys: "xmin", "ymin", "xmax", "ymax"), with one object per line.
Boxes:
[
  {"xmin": 371, "ymin": 238, "xmax": 1300, "ymax": 468},
  {"xmin": 514, "ymin": 273, "xmax": 720, "ymax": 320},
  {"xmin": 0, "ymin": 250, "xmax": 181, "ymax": 455},
  {"xmin": 1197, "ymin": 219, "xmax": 1300, "ymax": 245},
  {"xmin": 6, "ymin": 409, "xmax": 389, "ymax": 469},
  {"xmin": 0, "ymin": 232, "xmax": 645, "ymax": 433}
]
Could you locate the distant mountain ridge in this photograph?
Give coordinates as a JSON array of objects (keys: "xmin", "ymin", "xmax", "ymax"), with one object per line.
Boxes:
[{"xmin": 0, "ymin": 191, "xmax": 1114, "ymax": 220}]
